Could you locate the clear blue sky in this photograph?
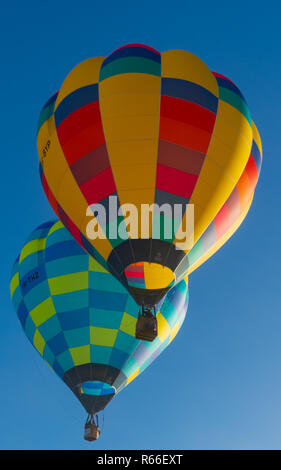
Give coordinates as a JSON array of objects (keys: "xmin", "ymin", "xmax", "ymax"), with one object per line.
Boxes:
[{"xmin": 1, "ymin": 0, "xmax": 280, "ymax": 450}]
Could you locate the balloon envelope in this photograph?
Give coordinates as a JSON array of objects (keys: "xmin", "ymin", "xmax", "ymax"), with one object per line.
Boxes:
[
  {"xmin": 37, "ymin": 44, "xmax": 262, "ymax": 306},
  {"xmin": 10, "ymin": 221, "xmax": 188, "ymax": 414}
]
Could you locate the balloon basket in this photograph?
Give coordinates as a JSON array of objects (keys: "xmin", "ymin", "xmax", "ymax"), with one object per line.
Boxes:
[
  {"xmin": 84, "ymin": 423, "xmax": 100, "ymax": 441},
  {"xmin": 135, "ymin": 308, "xmax": 158, "ymax": 341}
]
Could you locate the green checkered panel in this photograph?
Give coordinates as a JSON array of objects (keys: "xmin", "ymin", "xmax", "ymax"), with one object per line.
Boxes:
[{"xmin": 10, "ymin": 220, "xmax": 189, "ymax": 414}]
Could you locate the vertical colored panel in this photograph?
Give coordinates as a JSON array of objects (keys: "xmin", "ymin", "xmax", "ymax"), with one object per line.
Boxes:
[{"xmin": 99, "ymin": 46, "xmax": 162, "ymax": 238}]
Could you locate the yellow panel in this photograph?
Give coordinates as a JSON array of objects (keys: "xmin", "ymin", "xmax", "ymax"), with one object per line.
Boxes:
[
  {"xmin": 19, "ymin": 238, "xmax": 46, "ymax": 263},
  {"xmin": 208, "ymin": 133, "xmax": 252, "ymax": 183},
  {"xmin": 30, "ymin": 297, "xmax": 56, "ymax": 327},
  {"xmin": 56, "ymin": 167, "xmax": 91, "ymax": 224},
  {"xmin": 161, "ymin": 49, "xmax": 219, "ymax": 97},
  {"xmin": 54, "ymin": 57, "xmax": 105, "ymax": 109},
  {"xmin": 37, "ymin": 118, "xmax": 68, "ymax": 189},
  {"xmin": 199, "ymin": 132, "xmax": 251, "ymax": 190},
  {"xmin": 70, "ymin": 345, "xmax": 91, "ymax": 366},
  {"xmin": 33, "ymin": 330, "xmax": 45, "ymax": 355},
  {"xmin": 195, "ymin": 159, "xmax": 231, "ymax": 193},
  {"xmin": 200, "ymin": 134, "xmax": 248, "ymax": 185},
  {"xmin": 187, "ymin": 174, "xmax": 233, "ymax": 215},
  {"xmin": 47, "ymin": 114, "xmax": 56, "ymax": 135},
  {"xmin": 100, "ymin": 93, "xmax": 160, "ymax": 119},
  {"xmin": 143, "ymin": 263, "xmax": 175, "ymax": 289},
  {"xmin": 187, "ymin": 195, "xmax": 253, "ymax": 274},
  {"xmin": 10, "ymin": 272, "xmax": 19, "ymax": 297},
  {"xmin": 80, "ymin": 213, "xmax": 114, "ymax": 260},
  {"xmin": 218, "ymin": 101, "xmax": 253, "ymax": 147},
  {"xmin": 88, "ymin": 256, "xmax": 109, "ymax": 273},
  {"xmin": 37, "ymin": 114, "xmax": 113, "ymax": 261},
  {"xmin": 126, "ymin": 368, "xmax": 140, "ymax": 385},
  {"xmin": 100, "ymin": 73, "xmax": 161, "ymax": 96},
  {"xmin": 110, "ymin": 164, "xmax": 156, "ymax": 190},
  {"xmin": 168, "ymin": 321, "xmax": 180, "ymax": 344},
  {"xmin": 106, "ymin": 139, "xmax": 159, "ymax": 166},
  {"xmin": 101, "ymin": 115, "xmax": 159, "ymax": 142},
  {"xmin": 119, "ymin": 312, "xmax": 137, "ymax": 337},
  {"xmin": 99, "ymin": 72, "xmax": 161, "ymax": 238},
  {"xmin": 157, "ymin": 312, "xmax": 171, "ymax": 342},
  {"xmin": 252, "ymin": 120, "xmax": 263, "ymax": 158}
]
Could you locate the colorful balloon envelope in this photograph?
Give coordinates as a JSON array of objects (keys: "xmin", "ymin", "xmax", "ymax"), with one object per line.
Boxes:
[
  {"xmin": 37, "ymin": 43, "xmax": 262, "ymax": 307},
  {"xmin": 10, "ymin": 221, "xmax": 188, "ymax": 416}
]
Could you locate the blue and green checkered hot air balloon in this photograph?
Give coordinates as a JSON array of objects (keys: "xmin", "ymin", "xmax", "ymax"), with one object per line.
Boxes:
[{"xmin": 10, "ymin": 220, "xmax": 189, "ymax": 435}]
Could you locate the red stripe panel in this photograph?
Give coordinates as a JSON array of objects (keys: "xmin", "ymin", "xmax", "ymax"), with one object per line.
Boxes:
[
  {"xmin": 80, "ymin": 167, "xmax": 116, "ymax": 205},
  {"xmin": 41, "ymin": 172, "xmax": 49, "ymax": 200},
  {"xmin": 214, "ymin": 203, "xmax": 230, "ymax": 239},
  {"xmin": 160, "ymin": 117, "xmax": 212, "ymax": 154},
  {"xmin": 157, "ymin": 140, "xmax": 205, "ymax": 175},
  {"xmin": 245, "ymin": 154, "xmax": 258, "ymax": 191},
  {"xmin": 59, "ymin": 123, "xmax": 105, "ymax": 166},
  {"xmin": 113, "ymin": 43, "xmax": 160, "ymax": 54},
  {"xmin": 160, "ymin": 96, "xmax": 216, "ymax": 133},
  {"xmin": 156, "ymin": 164, "xmax": 198, "ymax": 198},
  {"xmin": 125, "ymin": 264, "xmax": 144, "ymax": 273},
  {"xmin": 70, "ymin": 145, "xmax": 111, "ymax": 186},
  {"xmin": 56, "ymin": 101, "xmax": 102, "ymax": 146},
  {"xmin": 125, "ymin": 270, "xmax": 144, "ymax": 278},
  {"xmin": 67, "ymin": 216, "xmax": 82, "ymax": 246}
]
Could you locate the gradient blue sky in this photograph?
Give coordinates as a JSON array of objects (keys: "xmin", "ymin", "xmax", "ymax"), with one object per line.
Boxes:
[{"xmin": 1, "ymin": 0, "xmax": 280, "ymax": 450}]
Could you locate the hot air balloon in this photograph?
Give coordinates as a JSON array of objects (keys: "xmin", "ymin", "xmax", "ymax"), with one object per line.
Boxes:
[
  {"xmin": 36, "ymin": 44, "xmax": 262, "ymax": 340},
  {"xmin": 10, "ymin": 220, "xmax": 188, "ymax": 440}
]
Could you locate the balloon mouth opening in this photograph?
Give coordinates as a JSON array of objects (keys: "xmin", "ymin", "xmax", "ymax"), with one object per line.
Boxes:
[
  {"xmin": 128, "ymin": 285, "xmax": 173, "ymax": 307},
  {"xmin": 80, "ymin": 381, "xmax": 116, "ymax": 397},
  {"xmin": 124, "ymin": 262, "xmax": 175, "ymax": 290}
]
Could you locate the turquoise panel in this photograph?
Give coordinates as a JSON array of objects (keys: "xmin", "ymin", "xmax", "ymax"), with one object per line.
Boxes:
[
  {"xmin": 24, "ymin": 315, "xmax": 36, "ymax": 342},
  {"xmin": 23, "ymin": 280, "xmax": 50, "ymax": 311},
  {"xmin": 89, "ymin": 308, "xmax": 123, "ymax": 329},
  {"xmin": 46, "ymin": 255, "xmax": 89, "ymax": 278},
  {"xmin": 64, "ymin": 327, "xmax": 90, "ymax": 348},
  {"xmin": 51, "ymin": 290, "xmax": 89, "ymax": 312},
  {"xmin": 114, "ymin": 331, "xmax": 138, "ymax": 354},
  {"xmin": 90, "ymin": 345, "xmax": 113, "ymax": 364},
  {"xmin": 56, "ymin": 350, "xmax": 75, "ymax": 372},
  {"xmin": 19, "ymin": 253, "xmax": 44, "ymax": 278},
  {"xmin": 38, "ymin": 315, "xmax": 62, "ymax": 341}
]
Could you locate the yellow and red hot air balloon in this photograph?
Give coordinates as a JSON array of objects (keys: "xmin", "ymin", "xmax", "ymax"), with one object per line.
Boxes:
[{"xmin": 37, "ymin": 44, "xmax": 262, "ymax": 337}]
